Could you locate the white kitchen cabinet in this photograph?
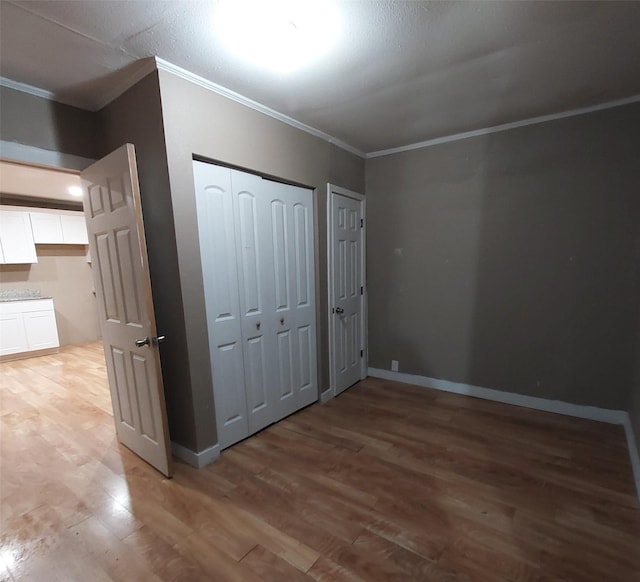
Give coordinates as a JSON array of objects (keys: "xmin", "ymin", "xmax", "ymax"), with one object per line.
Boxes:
[
  {"xmin": 60, "ymin": 214, "xmax": 89, "ymax": 244},
  {"xmin": 0, "ymin": 210, "xmax": 38, "ymax": 264},
  {"xmin": 0, "ymin": 299, "xmax": 59, "ymax": 357},
  {"xmin": 30, "ymin": 212, "xmax": 65, "ymax": 243},
  {"xmin": 0, "ymin": 311, "xmax": 29, "ymax": 355},
  {"xmin": 29, "ymin": 210, "xmax": 88, "ymax": 245}
]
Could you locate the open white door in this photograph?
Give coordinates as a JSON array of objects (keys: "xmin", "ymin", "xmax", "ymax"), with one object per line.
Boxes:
[
  {"xmin": 81, "ymin": 144, "xmax": 172, "ymax": 477},
  {"xmin": 328, "ymin": 184, "xmax": 367, "ymax": 397}
]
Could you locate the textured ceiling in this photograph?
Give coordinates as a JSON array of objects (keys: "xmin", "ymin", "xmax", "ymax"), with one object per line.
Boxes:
[{"xmin": 1, "ymin": 1, "xmax": 639, "ymax": 154}]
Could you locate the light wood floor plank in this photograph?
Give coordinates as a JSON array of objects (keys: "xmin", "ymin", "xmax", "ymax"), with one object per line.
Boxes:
[{"xmin": 1, "ymin": 342, "xmax": 639, "ymax": 581}]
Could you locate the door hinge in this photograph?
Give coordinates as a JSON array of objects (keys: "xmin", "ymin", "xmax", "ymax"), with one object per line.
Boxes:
[
  {"xmin": 360, "ymin": 286, "xmax": 363, "ymax": 295},
  {"xmin": 360, "ymin": 218, "xmax": 363, "ymax": 228},
  {"xmin": 360, "ymin": 349, "xmax": 364, "ymax": 358}
]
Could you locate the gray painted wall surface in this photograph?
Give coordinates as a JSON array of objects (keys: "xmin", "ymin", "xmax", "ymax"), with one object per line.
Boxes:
[
  {"xmin": 0, "ymin": 86, "xmax": 102, "ymax": 159},
  {"xmin": 157, "ymin": 69, "xmax": 365, "ymax": 452},
  {"xmin": 365, "ymin": 103, "xmax": 640, "ymax": 410},
  {"xmin": 99, "ymin": 71, "xmax": 200, "ymax": 451},
  {"xmin": 630, "ymin": 319, "xmax": 640, "ymax": 461}
]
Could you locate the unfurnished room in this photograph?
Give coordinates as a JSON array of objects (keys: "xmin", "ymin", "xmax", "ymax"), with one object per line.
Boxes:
[{"xmin": 0, "ymin": 1, "xmax": 639, "ymax": 580}]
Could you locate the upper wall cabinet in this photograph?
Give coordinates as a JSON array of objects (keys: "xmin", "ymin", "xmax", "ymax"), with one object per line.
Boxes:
[
  {"xmin": 30, "ymin": 211, "xmax": 88, "ymax": 245},
  {"xmin": 0, "ymin": 210, "xmax": 38, "ymax": 264}
]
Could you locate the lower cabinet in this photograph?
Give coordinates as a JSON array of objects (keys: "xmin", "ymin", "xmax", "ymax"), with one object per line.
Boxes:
[{"xmin": 0, "ymin": 299, "xmax": 60, "ymax": 357}]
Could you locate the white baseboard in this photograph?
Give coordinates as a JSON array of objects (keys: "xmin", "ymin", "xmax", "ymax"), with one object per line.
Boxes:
[
  {"xmin": 622, "ymin": 416, "xmax": 640, "ymax": 503},
  {"xmin": 368, "ymin": 367, "xmax": 640, "ymax": 503},
  {"xmin": 320, "ymin": 389, "xmax": 333, "ymax": 404},
  {"xmin": 368, "ymin": 368, "xmax": 627, "ymax": 424},
  {"xmin": 171, "ymin": 441, "xmax": 220, "ymax": 469}
]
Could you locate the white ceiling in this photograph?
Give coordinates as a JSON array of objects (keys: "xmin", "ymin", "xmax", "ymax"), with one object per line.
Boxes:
[{"xmin": 1, "ymin": 1, "xmax": 640, "ymax": 155}]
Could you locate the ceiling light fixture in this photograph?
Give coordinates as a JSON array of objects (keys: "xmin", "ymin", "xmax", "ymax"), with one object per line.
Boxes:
[
  {"xmin": 215, "ymin": 0, "xmax": 340, "ymax": 73},
  {"xmin": 68, "ymin": 186, "xmax": 83, "ymax": 197}
]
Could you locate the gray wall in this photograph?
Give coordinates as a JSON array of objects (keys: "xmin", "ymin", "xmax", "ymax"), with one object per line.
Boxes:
[
  {"xmin": 0, "ymin": 246, "xmax": 100, "ymax": 346},
  {"xmin": 157, "ymin": 69, "xmax": 365, "ymax": 452},
  {"xmin": 365, "ymin": 102, "xmax": 640, "ymax": 410},
  {"xmin": 0, "ymin": 86, "xmax": 102, "ymax": 159},
  {"xmin": 630, "ymin": 316, "xmax": 640, "ymax": 466}
]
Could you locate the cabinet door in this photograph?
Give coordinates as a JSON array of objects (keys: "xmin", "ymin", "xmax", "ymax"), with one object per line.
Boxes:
[
  {"xmin": 30, "ymin": 212, "xmax": 64, "ymax": 243},
  {"xmin": 0, "ymin": 312, "xmax": 28, "ymax": 355},
  {"xmin": 61, "ymin": 214, "xmax": 89, "ymax": 244},
  {"xmin": 23, "ymin": 310, "xmax": 60, "ymax": 350},
  {"xmin": 0, "ymin": 211, "xmax": 38, "ymax": 263}
]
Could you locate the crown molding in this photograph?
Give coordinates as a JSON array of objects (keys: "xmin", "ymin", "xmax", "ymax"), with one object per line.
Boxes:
[
  {"xmin": 0, "ymin": 77, "xmax": 59, "ymax": 103},
  {"xmin": 154, "ymin": 57, "xmax": 366, "ymax": 159},
  {"xmin": 366, "ymin": 94, "xmax": 640, "ymax": 158}
]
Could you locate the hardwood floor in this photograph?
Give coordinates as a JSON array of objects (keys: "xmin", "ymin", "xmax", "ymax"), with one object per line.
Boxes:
[{"xmin": 1, "ymin": 342, "xmax": 639, "ymax": 581}]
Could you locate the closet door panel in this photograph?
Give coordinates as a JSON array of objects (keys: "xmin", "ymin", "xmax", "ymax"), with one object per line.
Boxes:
[
  {"xmin": 231, "ymin": 170, "xmax": 277, "ymax": 433},
  {"xmin": 267, "ymin": 182, "xmax": 317, "ymax": 412},
  {"xmin": 193, "ymin": 161, "xmax": 249, "ymax": 448}
]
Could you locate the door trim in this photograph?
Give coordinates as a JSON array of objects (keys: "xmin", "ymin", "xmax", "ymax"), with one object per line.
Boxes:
[{"xmin": 326, "ymin": 184, "xmax": 367, "ymax": 401}]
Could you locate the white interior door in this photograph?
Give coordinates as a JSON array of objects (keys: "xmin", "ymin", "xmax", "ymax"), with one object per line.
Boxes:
[
  {"xmin": 329, "ymin": 186, "xmax": 366, "ymax": 396},
  {"xmin": 82, "ymin": 144, "xmax": 172, "ymax": 477}
]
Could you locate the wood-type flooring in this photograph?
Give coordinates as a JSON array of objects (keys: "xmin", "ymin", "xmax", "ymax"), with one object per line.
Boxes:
[{"xmin": 1, "ymin": 343, "xmax": 639, "ymax": 581}]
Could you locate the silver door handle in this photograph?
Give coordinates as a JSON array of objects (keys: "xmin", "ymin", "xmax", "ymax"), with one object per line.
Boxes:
[
  {"xmin": 135, "ymin": 335, "xmax": 166, "ymax": 348},
  {"xmin": 335, "ymin": 307, "xmax": 344, "ymax": 314}
]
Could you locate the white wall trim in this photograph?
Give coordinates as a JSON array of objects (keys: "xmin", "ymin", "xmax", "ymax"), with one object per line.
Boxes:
[
  {"xmin": 366, "ymin": 94, "xmax": 640, "ymax": 159},
  {"xmin": 0, "ymin": 141, "xmax": 95, "ymax": 170},
  {"xmin": 320, "ymin": 389, "xmax": 334, "ymax": 404},
  {"xmin": 368, "ymin": 368, "xmax": 640, "ymax": 502},
  {"xmin": 171, "ymin": 441, "xmax": 220, "ymax": 469},
  {"xmin": 368, "ymin": 368, "xmax": 628, "ymax": 424},
  {"xmin": 622, "ymin": 416, "xmax": 640, "ymax": 503},
  {"xmin": 154, "ymin": 57, "xmax": 365, "ymax": 159},
  {"xmin": 0, "ymin": 76, "xmax": 57, "ymax": 102}
]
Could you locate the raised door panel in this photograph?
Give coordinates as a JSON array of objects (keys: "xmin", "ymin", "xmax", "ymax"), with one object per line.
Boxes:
[
  {"xmin": 0, "ymin": 211, "xmax": 38, "ymax": 264},
  {"xmin": 193, "ymin": 161, "xmax": 249, "ymax": 448}
]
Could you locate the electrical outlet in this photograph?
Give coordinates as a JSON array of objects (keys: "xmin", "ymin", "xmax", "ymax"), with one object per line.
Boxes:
[{"xmin": 391, "ymin": 360, "xmax": 399, "ymax": 372}]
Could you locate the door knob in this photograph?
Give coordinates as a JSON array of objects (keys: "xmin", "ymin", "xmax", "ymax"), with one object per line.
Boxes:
[
  {"xmin": 135, "ymin": 335, "xmax": 166, "ymax": 348},
  {"xmin": 335, "ymin": 307, "xmax": 344, "ymax": 314}
]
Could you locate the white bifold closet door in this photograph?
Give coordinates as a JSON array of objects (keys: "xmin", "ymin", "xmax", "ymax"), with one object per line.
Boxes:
[{"xmin": 193, "ymin": 161, "xmax": 318, "ymax": 449}]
